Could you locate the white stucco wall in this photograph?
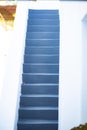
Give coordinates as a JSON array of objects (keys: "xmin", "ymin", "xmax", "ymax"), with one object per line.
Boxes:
[
  {"xmin": 59, "ymin": 2, "xmax": 87, "ymax": 130},
  {"xmin": 0, "ymin": 3, "xmax": 28, "ymax": 130},
  {"xmin": 0, "ymin": 1, "xmax": 87, "ymax": 130},
  {"xmin": 82, "ymin": 14, "xmax": 87, "ymax": 124}
]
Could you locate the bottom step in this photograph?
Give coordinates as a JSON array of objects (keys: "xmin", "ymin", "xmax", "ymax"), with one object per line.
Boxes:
[{"xmin": 18, "ymin": 120, "xmax": 58, "ymax": 130}]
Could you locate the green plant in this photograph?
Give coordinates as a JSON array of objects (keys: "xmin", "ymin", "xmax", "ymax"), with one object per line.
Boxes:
[{"xmin": 71, "ymin": 123, "xmax": 87, "ymax": 130}]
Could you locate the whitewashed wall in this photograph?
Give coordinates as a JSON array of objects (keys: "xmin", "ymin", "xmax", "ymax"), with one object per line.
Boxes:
[
  {"xmin": 0, "ymin": 1, "xmax": 87, "ymax": 130},
  {"xmin": 59, "ymin": 2, "xmax": 87, "ymax": 130},
  {"xmin": 82, "ymin": 14, "xmax": 87, "ymax": 124},
  {"xmin": 0, "ymin": 3, "xmax": 28, "ymax": 130}
]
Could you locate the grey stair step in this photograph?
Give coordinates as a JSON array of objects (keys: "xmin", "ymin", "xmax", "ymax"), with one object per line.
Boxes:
[
  {"xmin": 19, "ymin": 107, "xmax": 58, "ymax": 120},
  {"xmin": 25, "ymin": 46, "xmax": 59, "ymax": 55},
  {"xmin": 24, "ymin": 55, "xmax": 59, "ymax": 64},
  {"xmin": 29, "ymin": 10, "xmax": 59, "ymax": 14},
  {"xmin": 18, "ymin": 120, "xmax": 58, "ymax": 130},
  {"xmin": 19, "ymin": 106, "xmax": 58, "ymax": 110},
  {"xmin": 21, "ymin": 94, "xmax": 58, "ymax": 97},
  {"xmin": 18, "ymin": 119, "xmax": 58, "ymax": 124},
  {"xmin": 23, "ymin": 64, "xmax": 59, "ymax": 73},
  {"xmin": 26, "ymin": 39, "xmax": 59, "ymax": 46},
  {"xmin": 26, "ymin": 32, "xmax": 59, "ymax": 39},
  {"xmin": 27, "ymin": 25, "xmax": 59, "ymax": 32},
  {"xmin": 21, "ymin": 84, "xmax": 58, "ymax": 95},
  {"xmin": 28, "ymin": 19, "xmax": 59, "ymax": 26},
  {"xmin": 22, "ymin": 73, "xmax": 59, "ymax": 84},
  {"xmin": 29, "ymin": 14, "xmax": 59, "ymax": 19},
  {"xmin": 20, "ymin": 95, "xmax": 58, "ymax": 107}
]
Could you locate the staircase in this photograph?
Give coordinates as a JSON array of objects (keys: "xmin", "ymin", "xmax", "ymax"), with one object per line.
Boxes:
[{"xmin": 17, "ymin": 9, "xmax": 60, "ymax": 130}]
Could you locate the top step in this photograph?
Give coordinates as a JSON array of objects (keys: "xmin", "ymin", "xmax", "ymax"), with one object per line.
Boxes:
[{"xmin": 29, "ymin": 10, "xmax": 59, "ymax": 15}]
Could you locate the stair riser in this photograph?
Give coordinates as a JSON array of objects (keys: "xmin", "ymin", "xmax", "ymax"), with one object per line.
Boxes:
[
  {"xmin": 23, "ymin": 64, "xmax": 59, "ymax": 73},
  {"xmin": 27, "ymin": 26, "xmax": 59, "ymax": 32},
  {"xmin": 29, "ymin": 10, "xmax": 59, "ymax": 14},
  {"xmin": 26, "ymin": 32, "xmax": 59, "ymax": 39},
  {"xmin": 26, "ymin": 39, "xmax": 59, "ymax": 46},
  {"xmin": 20, "ymin": 97, "xmax": 58, "ymax": 107},
  {"xmin": 21, "ymin": 85, "xmax": 58, "ymax": 95},
  {"xmin": 19, "ymin": 110, "xmax": 58, "ymax": 120},
  {"xmin": 27, "ymin": 20, "xmax": 59, "ymax": 25},
  {"xmin": 25, "ymin": 47, "xmax": 59, "ymax": 55},
  {"xmin": 23, "ymin": 74, "xmax": 59, "ymax": 84},
  {"xmin": 18, "ymin": 124, "xmax": 58, "ymax": 130},
  {"xmin": 29, "ymin": 14, "xmax": 59, "ymax": 19},
  {"xmin": 24, "ymin": 55, "xmax": 59, "ymax": 64}
]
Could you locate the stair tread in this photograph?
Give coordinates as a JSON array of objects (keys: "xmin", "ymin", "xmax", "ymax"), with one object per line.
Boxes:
[
  {"xmin": 28, "ymin": 18, "xmax": 59, "ymax": 22},
  {"xmin": 29, "ymin": 9, "xmax": 58, "ymax": 14},
  {"xmin": 27, "ymin": 27, "xmax": 59, "ymax": 32},
  {"xmin": 27, "ymin": 25, "xmax": 59, "ymax": 27},
  {"xmin": 26, "ymin": 39, "xmax": 59, "ymax": 44},
  {"xmin": 27, "ymin": 31, "xmax": 59, "ymax": 33},
  {"xmin": 28, "ymin": 19, "xmax": 59, "ymax": 21},
  {"xmin": 22, "ymin": 83, "xmax": 58, "ymax": 86},
  {"xmin": 26, "ymin": 37, "xmax": 59, "ymax": 41},
  {"xmin": 27, "ymin": 23, "xmax": 60, "ymax": 29},
  {"xmin": 21, "ymin": 95, "xmax": 58, "ymax": 98},
  {"xmin": 27, "ymin": 28, "xmax": 59, "ymax": 32},
  {"xmin": 23, "ymin": 63, "xmax": 59, "ymax": 65},
  {"xmin": 26, "ymin": 38, "xmax": 59, "ymax": 40},
  {"xmin": 29, "ymin": 14, "xmax": 59, "ymax": 15},
  {"xmin": 19, "ymin": 107, "xmax": 58, "ymax": 110},
  {"xmin": 18, "ymin": 119, "xmax": 58, "ymax": 124},
  {"xmin": 24, "ymin": 54, "xmax": 59, "ymax": 56},
  {"xmin": 29, "ymin": 15, "xmax": 59, "ymax": 19},
  {"xmin": 23, "ymin": 73, "xmax": 59, "ymax": 75},
  {"xmin": 25, "ymin": 48, "xmax": 59, "ymax": 55},
  {"xmin": 29, "ymin": 18, "xmax": 59, "ymax": 20},
  {"xmin": 25, "ymin": 46, "xmax": 59, "ymax": 48},
  {"xmin": 26, "ymin": 32, "xmax": 59, "ymax": 39}
]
